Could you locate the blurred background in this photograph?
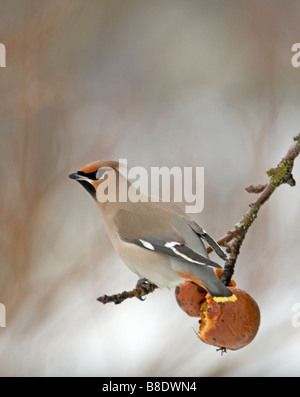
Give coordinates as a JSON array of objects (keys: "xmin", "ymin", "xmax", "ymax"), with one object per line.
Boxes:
[{"xmin": 1, "ymin": 0, "xmax": 300, "ymax": 376}]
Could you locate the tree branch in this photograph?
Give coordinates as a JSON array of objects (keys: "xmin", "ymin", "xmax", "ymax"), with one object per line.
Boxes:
[
  {"xmin": 97, "ymin": 278, "xmax": 158, "ymax": 304},
  {"xmin": 213, "ymin": 133, "xmax": 300, "ymax": 285},
  {"xmin": 97, "ymin": 133, "xmax": 300, "ymax": 304}
]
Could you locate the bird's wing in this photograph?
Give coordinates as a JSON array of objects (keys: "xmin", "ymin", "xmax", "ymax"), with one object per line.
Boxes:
[
  {"xmin": 114, "ymin": 207, "xmax": 221, "ymax": 269},
  {"xmin": 187, "ymin": 219, "xmax": 228, "ymax": 261}
]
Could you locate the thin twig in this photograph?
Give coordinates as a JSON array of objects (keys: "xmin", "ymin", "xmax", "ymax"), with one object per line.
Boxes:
[
  {"xmin": 219, "ymin": 133, "xmax": 300, "ymax": 285},
  {"xmin": 245, "ymin": 184, "xmax": 267, "ymax": 193}
]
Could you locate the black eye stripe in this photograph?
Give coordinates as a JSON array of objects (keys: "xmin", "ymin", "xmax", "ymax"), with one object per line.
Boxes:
[{"xmin": 77, "ymin": 170, "xmax": 98, "ymax": 180}]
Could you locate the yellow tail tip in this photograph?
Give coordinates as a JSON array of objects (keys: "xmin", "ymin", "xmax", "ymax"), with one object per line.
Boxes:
[{"xmin": 213, "ymin": 294, "xmax": 237, "ymax": 303}]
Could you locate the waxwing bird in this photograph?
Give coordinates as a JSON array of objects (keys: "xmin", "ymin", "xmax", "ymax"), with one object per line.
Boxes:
[{"xmin": 69, "ymin": 160, "xmax": 236, "ymax": 303}]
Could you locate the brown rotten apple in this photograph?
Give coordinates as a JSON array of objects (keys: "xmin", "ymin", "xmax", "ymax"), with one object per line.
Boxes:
[{"xmin": 175, "ymin": 276, "xmax": 260, "ymax": 351}]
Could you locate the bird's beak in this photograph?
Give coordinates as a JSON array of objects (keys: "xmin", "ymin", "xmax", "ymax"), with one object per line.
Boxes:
[
  {"xmin": 69, "ymin": 171, "xmax": 94, "ymax": 183},
  {"xmin": 69, "ymin": 171, "xmax": 97, "ymax": 198},
  {"xmin": 69, "ymin": 172, "xmax": 92, "ymax": 182},
  {"xmin": 69, "ymin": 172, "xmax": 81, "ymax": 180}
]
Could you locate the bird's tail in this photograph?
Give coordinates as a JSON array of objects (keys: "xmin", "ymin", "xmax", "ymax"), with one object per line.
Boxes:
[{"xmin": 174, "ymin": 262, "xmax": 237, "ymax": 303}]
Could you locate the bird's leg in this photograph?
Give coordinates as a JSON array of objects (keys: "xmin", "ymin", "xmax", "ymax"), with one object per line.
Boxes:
[
  {"xmin": 135, "ymin": 278, "xmax": 158, "ymax": 300},
  {"xmin": 135, "ymin": 278, "xmax": 155, "ymax": 291}
]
